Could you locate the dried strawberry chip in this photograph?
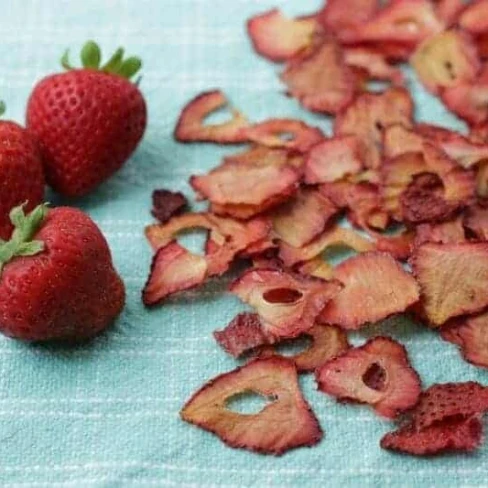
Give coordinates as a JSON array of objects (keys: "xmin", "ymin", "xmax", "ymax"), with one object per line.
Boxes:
[
  {"xmin": 464, "ymin": 204, "xmax": 488, "ymax": 240},
  {"xmin": 433, "ymin": 0, "xmax": 467, "ymax": 25},
  {"xmin": 304, "ymin": 136, "xmax": 364, "ymax": 184},
  {"xmin": 239, "ymin": 236, "xmax": 277, "ymax": 259},
  {"xmin": 259, "ymin": 324, "xmax": 350, "ymax": 373},
  {"xmin": 442, "ymin": 81, "xmax": 488, "ymax": 126},
  {"xmin": 415, "ymin": 217, "xmax": 465, "ymax": 247},
  {"xmin": 381, "ymin": 415, "xmax": 483, "ymax": 456},
  {"xmin": 224, "ymin": 145, "xmax": 304, "ymax": 170},
  {"xmin": 247, "ymin": 9, "xmax": 318, "ymax": 62},
  {"xmin": 242, "ymin": 119, "xmax": 324, "ymax": 153},
  {"xmin": 296, "ymin": 258, "xmax": 334, "ymax": 281},
  {"xmin": 441, "ymin": 311, "xmax": 488, "ymax": 368},
  {"xmin": 316, "ymin": 337, "xmax": 421, "ymax": 418},
  {"xmin": 281, "ymin": 39, "xmax": 356, "ymax": 115},
  {"xmin": 151, "ymin": 189, "xmax": 188, "ymax": 224},
  {"xmin": 383, "ymin": 124, "xmax": 424, "ymax": 159},
  {"xmin": 476, "ymin": 162, "xmax": 488, "ymax": 198},
  {"xmin": 412, "ymin": 242, "xmax": 488, "ymax": 326},
  {"xmin": 470, "ymin": 123, "xmax": 488, "ymax": 144},
  {"xmin": 411, "ymin": 30, "xmax": 480, "ymax": 95},
  {"xmin": 335, "ymin": 87, "xmax": 414, "ymax": 169},
  {"xmin": 180, "ymin": 357, "xmax": 323, "ymax": 455},
  {"xmin": 142, "ymin": 241, "xmax": 207, "ymax": 306},
  {"xmin": 320, "ymin": 252, "xmax": 419, "ymax": 330},
  {"xmin": 279, "ymin": 224, "xmax": 375, "ymax": 268},
  {"xmin": 174, "ymin": 90, "xmax": 249, "ymax": 144},
  {"xmin": 374, "ymin": 231, "xmax": 414, "ymax": 260},
  {"xmin": 230, "ymin": 268, "xmax": 342, "ymax": 340},
  {"xmin": 459, "ymin": 0, "xmax": 488, "ymax": 35},
  {"xmin": 271, "ymin": 188, "xmax": 338, "ymax": 248},
  {"xmin": 214, "ymin": 313, "xmax": 269, "ymax": 358}
]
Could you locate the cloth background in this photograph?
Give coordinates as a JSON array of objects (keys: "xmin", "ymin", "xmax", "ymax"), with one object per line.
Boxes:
[{"xmin": 0, "ymin": 0, "xmax": 486, "ymax": 486}]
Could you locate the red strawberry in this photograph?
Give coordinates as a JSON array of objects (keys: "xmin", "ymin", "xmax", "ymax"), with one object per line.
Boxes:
[
  {"xmin": 26, "ymin": 41, "xmax": 147, "ymax": 197},
  {"xmin": 0, "ymin": 203, "xmax": 125, "ymax": 342},
  {"xmin": 0, "ymin": 102, "xmax": 45, "ymax": 240}
]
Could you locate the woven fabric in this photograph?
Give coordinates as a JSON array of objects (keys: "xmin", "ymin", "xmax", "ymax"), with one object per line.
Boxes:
[{"xmin": 0, "ymin": 0, "xmax": 486, "ymax": 486}]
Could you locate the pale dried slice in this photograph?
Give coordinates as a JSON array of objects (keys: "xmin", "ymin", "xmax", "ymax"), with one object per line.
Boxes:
[
  {"xmin": 320, "ymin": 252, "xmax": 419, "ymax": 330},
  {"xmin": 316, "ymin": 337, "xmax": 421, "ymax": 418},
  {"xmin": 242, "ymin": 119, "xmax": 324, "ymax": 153},
  {"xmin": 281, "ymin": 39, "xmax": 356, "ymax": 114},
  {"xmin": 247, "ymin": 9, "xmax": 318, "ymax": 62},
  {"xmin": 271, "ymin": 188, "xmax": 338, "ymax": 248},
  {"xmin": 174, "ymin": 90, "xmax": 248, "ymax": 144},
  {"xmin": 412, "ymin": 242, "xmax": 488, "ymax": 326},
  {"xmin": 411, "ymin": 30, "xmax": 480, "ymax": 94},
  {"xmin": 464, "ymin": 204, "xmax": 488, "ymax": 240},
  {"xmin": 415, "ymin": 217, "xmax": 465, "ymax": 247},
  {"xmin": 304, "ymin": 136, "xmax": 364, "ymax": 184},
  {"xmin": 296, "ymin": 258, "xmax": 334, "ymax": 281},
  {"xmin": 335, "ymin": 87, "xmax": 414, "ymax": 169},
  {"xmin": 180, "ymin": 357, "xmax": 323, "ymax": 455},
  {"xmin": 230, "ymin": 268, "xmax": 342, "ymax": 340},
  {"xmin": 383, "ymin": 124, "xmax": 424, "ymax": 159}
]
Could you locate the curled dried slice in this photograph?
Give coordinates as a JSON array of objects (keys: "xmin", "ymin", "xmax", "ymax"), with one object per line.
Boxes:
[
  {"xmin": 304, "ymin": 136, "xmax": 364, "ymax": 184},
  {"xmin": 335, "ymin": 87, "xmax": 414, "ymax": 169},
  {"xmin": 412, "ymin": 242, "xmax": 488, "ymax": 326},
  {"xmin": 260, "ymin": 324, "xmax": 350, "ymax": 373},
  {"xmin": 174, "ymin": 90, "xmax": 248, "ymax": 144},
  {"xmin": 180, "ymin": 357, "xmax": 323, "ymax": 455},
  {"xmin": 415, "ymin": 217, "xmax": 465, "ymax": 247},
  {"xmin": 230, "ymin": 268, "xmax": 342, "ymax": 340},
  {"xmin": 271, "ymin": 188, "xmax": 338, "ymax": 248},
  {"xmin": 279, "ymin": 224, "xmax": 374, "ymax": 268},
  {"xmin": 464, "ymin": 204, "xmax": 488, "ymax": 240},
  {"xmin": 316, "ymin": 337, "xmax": 421, "ymax": 418},
  {"xmin": 151, "ymin": 189, "xmax": 188, "ymax": 224},
  {"xmin": 441, "ymin": 311, "xmax": 488, "ymax": 368},
  {"xmin": 247, "ymin": 9, "xmax": 317, "ymax": 62},
  {"xmin": 320, "ymin": 252, "xmax": 419, "ymax": 330},
  {"xmin": 281, "ymin": 39, "xmax": 356, "ymax": 115},
  {"xmin": 142, "ymin": 242, "xmax": 207, "ymax": 306},
  {"xmin": 242, "ymin": 119, "xmax": 324, "ymax": 153},
  {"xmin": 411, "ymin": 30, "xmax": 480, "ymax": 94}
]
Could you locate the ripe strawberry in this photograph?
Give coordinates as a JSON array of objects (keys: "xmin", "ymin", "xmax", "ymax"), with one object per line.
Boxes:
[
  {"xmin": 0, "ymin": 204, "xmax": 125, "ymax": 342},
  {"xmin": 26, "ymin": 41, "xmax": 147, "ymax": 197},
  {"xmin": 0, "ymin": 102, "xmax": 45, "ymax": 240}
]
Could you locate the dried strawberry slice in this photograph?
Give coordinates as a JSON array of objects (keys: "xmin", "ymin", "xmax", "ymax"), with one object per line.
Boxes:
[
  {"xmin": 242, "ymin": 119, "xmax": 324, "ymax": 153},
  {"xmin": 412, "ymin": 242, "xmax": 488, "ymax": 326},
  {"xmin": 316, "ymin": 337, "xmax": 421, "ymax": 418},
  {"xmin": 433, "ymin": 0, "xmax": 467, "ymax": 25},
  {"xmin": 304, "ymin": 136, "xmax": 364, "ymax": 184},
  {"xmin": 442, "ymin": 79, "xmax": 488, "ymax": 125},
  {"xmin": 271, "ymin": 188, "xmax": 338, "ymax": 248},
  {"xmin": 476, "ymin": 162, "xmax": 488, "ymax": 198},
  {"xmin": 381, "ymin": 416, "xmax": 483, "ymax": 456},
  {"xmin": 281, "ymin": 39, "xmax": 356, "ymax": 115},
  {"xmin": 224, "ymin": 145, "xmax": 304, "ymax": 170},
  {"xmin": 459, "ymin": 0, "xmax": 488, "ymax": 35},
  {"xmin": 411, "ymin": 30, "xmax": 480, "ymax": 95},
  {"xmin": 151, "ymin": 189, "xmax": 188, "ymax": 224},
  {"xmin": 464, "ymin": 204, "xmax": 488, "ymax": 240},
  {"xmin": 230, "ymin": 268, "xmax": 342, "ymax": 340},
  {"xmin": 415, "ymin": 217, "xmax": 465, "ymax": 247},
  {"xmin": 174, "ymin": 90, "xmax": 249, "ymax": 144},
  {"xmin": 279, "ymin": 224, "xmax": 375, "ymax": 268},
  {"xmin": 180, "ymin": 357, "xmax": 323, "ymax": 455},
  {"xmin": 383, "ymin": 124, "xmax": 424, "ymax": 159},
  {"xmin": 375, "ymin": 231, "xmax": 414, "ymax": 260},
  {"xmin": 335, "ymin": 87, "xmax": 414, "ymax": 169},
  {"xmin": 296, "ymin": 258, "xmax": 334, "ymax": 281},
  {"xmin": 320, "ymin": 252, "xmax": 419, "ymax": 330},
  {"xmin": 142, "ymin": 241, "xmax": 208, "ymax": 306},
  {"xmin": 247, "ymin": 9, "xmax": 318, "ymax": 62}
]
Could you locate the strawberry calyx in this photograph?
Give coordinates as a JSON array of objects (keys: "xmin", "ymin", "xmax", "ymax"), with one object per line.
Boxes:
[
  {"xmin": 60, "ymin": 40, "xmax": 142, "ymax": 80},
  {"xmin": 0, "ymin": 203, "xmax": 48, "ymax": 275}
]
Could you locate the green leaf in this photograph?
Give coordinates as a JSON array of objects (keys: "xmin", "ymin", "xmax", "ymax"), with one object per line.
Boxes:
[
  {"xmin": 16, "ymin": 241, "xmax": 45, "ymax": 257},
  {"xmin": 0, "ymin": 101, "xmax": 5, "ymax": 117},
  {"xmin": 102, "ymin": 47, "xmax": 124, "ymax": 74},
  {"xmin": 61, "ymin": 49, "xmax": 73, "ymax": 70},
  {"xmin": 117, "ymin": 57, "xmax": 142, "ymax": 79},
  {"xmin": 81, "ymin": 40, "xmax": 101, "ymax": 69}
]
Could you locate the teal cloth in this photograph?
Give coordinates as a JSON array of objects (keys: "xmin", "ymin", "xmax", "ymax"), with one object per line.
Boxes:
[{"xmin": 0, "ymin": 0, "xmax": 487, "ymax": 486}]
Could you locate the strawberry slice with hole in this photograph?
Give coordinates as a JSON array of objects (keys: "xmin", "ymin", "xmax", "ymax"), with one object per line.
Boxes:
[
  {"xmin": 180, "ymin": 357, "xmax": 323, "ymax": 455},
  {"xmin": 316, "ymin": 336, "xmax": 421, "ymax": 418}
]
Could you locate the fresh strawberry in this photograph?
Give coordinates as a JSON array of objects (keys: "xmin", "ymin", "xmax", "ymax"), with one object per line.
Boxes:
[
  {"xmin": 26, "ymin": 41, "xmax": 147, "ymax": 197},
  {"xmin": 0, "ymin": 102, "xmax": 44, "ymax": 240},
  {"xmin": 0, "ymin": 203, "xmax": 125, "ymax": 342}
]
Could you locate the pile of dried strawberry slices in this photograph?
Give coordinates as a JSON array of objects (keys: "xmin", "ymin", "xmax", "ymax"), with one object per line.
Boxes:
[{"xmin": 143, "ymin": 0, "xmax": 488, "ymax": 457}]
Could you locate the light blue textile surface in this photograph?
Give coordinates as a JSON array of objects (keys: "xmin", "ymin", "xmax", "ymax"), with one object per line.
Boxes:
[{"xmin": 0, "ymin": 0, "xmax": 487, "ymax": 486}]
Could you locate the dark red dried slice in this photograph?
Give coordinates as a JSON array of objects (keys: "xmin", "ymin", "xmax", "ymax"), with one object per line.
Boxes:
[
  {"xmin": 304, "ymin": 136, "xmax": 364, "ymax": 184},
  {"xmin": 174, "ymin": 90, "xmax": 249, "ymax": 144},
  {"xmin": 335, "ymin": 87, "xmax": 414, "ymax": 169},
  {"xmin": 142, "ymin": 241, "xmax": 208, "ymax": 306},
  {"xmin": 411, "ymin": 30, "xmax": 480, "ymax": 94},
  {"xmin": 281, "ymin": 39, "xmax": 356, "ymax": 115},
  {"xmin": 316, "ymin": 337, "xmax": 421, "ymax": 418},
  {"xmin": 151, "ymin": 189, "xmax": 188, "ymax": 224},
  {"xmin": 320, "ymin": 252, "xmax": 419, "ymax": 330},
  {"xmin": 464, "ymin": 204, "xmax": 488, "ymax": 240},
  {"xmin": 180, "ymin": 357, "xmax": 323, "ymax": 455},
  {"xmin": 415, "ymin": 217, "xmax": 465, "ymax": 247},
  {"xmin": 412, "ymin": 242, "xmax": 488, "ymax": 326},
  {"xmin": 230, "ymin": 268, "xmax": 342, "ymax": 340},
  {"xmin": 247, "ymin": 9, "xmax": 318, "ymax": 62}
]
